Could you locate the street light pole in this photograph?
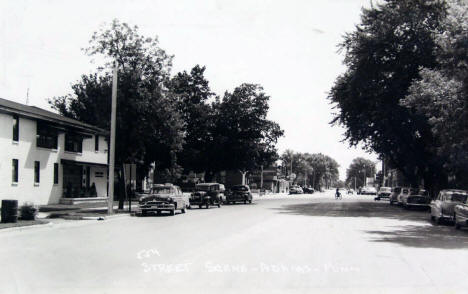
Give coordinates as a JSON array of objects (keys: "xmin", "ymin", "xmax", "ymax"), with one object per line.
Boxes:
[{"xmin": 108, "ymin": 62, "xmax": 118, "ymax": 215}]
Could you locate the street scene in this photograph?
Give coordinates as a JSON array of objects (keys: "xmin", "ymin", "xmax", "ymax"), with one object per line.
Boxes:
[
  {"xmin": 1, "ymin": 0, "xmax": 468, "ymax": 293},
  {"xmin": 2, "ymin": 191, "xmax": 468, "ymax": 294}
]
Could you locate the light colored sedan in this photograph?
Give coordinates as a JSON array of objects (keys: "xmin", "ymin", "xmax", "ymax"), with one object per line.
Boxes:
[
  {"xmin": 430, "ymin": 189, "xmax": 468, "ymax": 225},
  {"xmin": 454, "ymin": 201, "xmax": 468, "ymax": 230}
]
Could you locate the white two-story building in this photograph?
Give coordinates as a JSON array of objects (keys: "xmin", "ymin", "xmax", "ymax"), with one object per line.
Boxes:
[{"xmin": 0, "ymin": 97, "xmax": 109, "ymax": 205}]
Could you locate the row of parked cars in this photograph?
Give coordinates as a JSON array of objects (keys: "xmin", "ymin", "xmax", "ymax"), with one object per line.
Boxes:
[
  {"xmin": 137, "ymin": 183, "xmax": 253, "ymax": 216},
  {"xmin": 374, "ymin": 186, "xmax": 468, "ymax": 230},
  {"xmin": 289, "ymin": 185, "xmax": 315, "ymax": 194}
]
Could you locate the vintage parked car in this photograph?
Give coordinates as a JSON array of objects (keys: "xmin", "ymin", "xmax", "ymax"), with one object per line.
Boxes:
[
  {"xmin": 226, "ymin": 185, "xmax": 253, "ymax": 204},
  {"xmin": 289, "ymin": 186, "xmax": 304, "ymax": 194},
  {"xmin": 190, "ymin": 183, "xmax": 225, "ymax": 209},
  {"xmin": 431, "ymin": 189, "xmax": 468, "ymax": 225},
  {"xmin": 402, "ymin": 189, "xmax": 430, "ymax": 209},
  {"xmin": 375, "ymin": 186, "xmax": 392, "ymax": 201},
  {"xmin": 360, "ymin": 186, "xmax": 377, "ymax": 195},
  {"xmin": 454, "ymin": 199, "xmax": 468, "ymax": 230},
  {"xmin": 397, "ymin": 187, "xmax": 415, "ymax": 205},
  {"xmin": 138, "ymin": 184, "xmax": 188, "ymax": 216},
  {"xmin": 302, "ymin": 187, "xmax": 315, "ymax": 194}
]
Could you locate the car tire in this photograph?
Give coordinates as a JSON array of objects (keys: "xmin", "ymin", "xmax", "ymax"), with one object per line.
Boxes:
[
  {"xmin": 169, "ymin": 209, "xmax": 175, "ymax": 216},
  {"xmin": 198, "ymin": 205, "xmax": 202, "ymax": 209},
  {"xmin": 187, "ymin": 205, "xmax": 192, "ymax": 209},
  {"xmin": 248, "ymin": 199, "xmax": 252, "ymax": 204},
  {"xmin": 157, "ymin": 210, "xmax": 162, "ymax": 216},
  {"xmin": 390, "ymin": 200, "xmax": 393, "ymax": 205},
  {"xmin": 217, "ymin": 202, "xmax": 221, "ymax": 208},
  {"xmin": 244, "ymin": 200, "xmax": 247, "ymax": 204},
  {"xmin": 181, "ymin": 207, "xmax": 186, "ymax": 214},
  {"xmin": 205, "ymin": 203, "xmax": 209, "ymax": 209},
  {"xmin": 141, "ymin": 210, "xmax": 147, "ymax": 216}
]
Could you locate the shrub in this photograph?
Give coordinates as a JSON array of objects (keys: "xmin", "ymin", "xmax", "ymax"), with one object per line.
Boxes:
[{"xmin": 20, "ymin": 202, "xmax": 37, "ymax": 220}]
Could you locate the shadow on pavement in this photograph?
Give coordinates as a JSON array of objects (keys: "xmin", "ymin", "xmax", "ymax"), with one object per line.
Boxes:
[
  {"xmin": 273, "ymin": 200, "xmax": 468, "ymax": 249},
  {"xmin": 365, "ymin": 224, "xmax": 468, "ymax": 249}
]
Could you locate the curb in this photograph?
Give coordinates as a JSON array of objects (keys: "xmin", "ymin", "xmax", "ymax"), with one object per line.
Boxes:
[{"xmin": 0, "ymin": 221, "xmax": 53, "ymax": 233}]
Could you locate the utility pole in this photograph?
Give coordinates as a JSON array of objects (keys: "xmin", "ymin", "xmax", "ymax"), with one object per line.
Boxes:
[
  {"xmin": 108, "ymin": 63, "xmax": 118, "ymax": 215},
  {"xmin": 260, "ymin": 165, "xmax": 264, "ymax": 190}
]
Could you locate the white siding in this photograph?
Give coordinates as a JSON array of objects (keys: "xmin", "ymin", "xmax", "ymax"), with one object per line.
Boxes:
[{"xmin": 0, "ymin": 112, "xmax": 108, "ymax": 205}]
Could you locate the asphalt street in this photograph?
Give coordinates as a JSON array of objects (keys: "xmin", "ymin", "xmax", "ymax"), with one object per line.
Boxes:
[{"xmin": 1, "ymin": 190, "xmax": 468, "ymax": 294}]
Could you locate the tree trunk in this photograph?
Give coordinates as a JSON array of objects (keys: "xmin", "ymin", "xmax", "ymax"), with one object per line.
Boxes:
[{"xmin": 239, "ymin": 170, "xmax": 248, "ymax": 185}]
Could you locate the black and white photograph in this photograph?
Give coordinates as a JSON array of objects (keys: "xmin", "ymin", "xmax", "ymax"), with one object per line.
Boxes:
[{"xmin": 1, "ymin": 0, "xmax": 468, "ymax": 293}]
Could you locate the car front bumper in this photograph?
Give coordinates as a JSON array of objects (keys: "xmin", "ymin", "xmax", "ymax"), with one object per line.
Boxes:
[{"xmin": 139, "ymin": 203, "xmax": 175, "ymax": 211}]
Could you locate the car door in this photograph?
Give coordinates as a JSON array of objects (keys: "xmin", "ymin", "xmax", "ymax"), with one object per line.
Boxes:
[
  {"xmin": 219, "ymin": 184, "xmax": 225, "ymax": 202},
  {"xmin": 432, "ymin": 192, "xmax": 442, "ymax": 217}
]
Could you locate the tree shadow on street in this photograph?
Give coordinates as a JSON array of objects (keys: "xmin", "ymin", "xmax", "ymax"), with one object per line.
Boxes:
[{"xmin": 273, "ymin": 200, "xmax": 468, "ymax": 249}]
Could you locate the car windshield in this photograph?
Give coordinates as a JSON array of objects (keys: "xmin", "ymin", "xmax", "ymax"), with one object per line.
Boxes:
[
  {"xmin": 448, "ymin": 193, "xmax": 468, "ymax": 202},
  {"xmin": 380, "ymin": 187, "xmax": 391, "ymax": 192},
  {"xmin": 393, "ymin": 188, "xmax": 401, "ymax": 193},
  {"xmin": 151, "ymin": 187, "xmax": 172, "ymax": 194},
  {"xmin": 196, "ymin": 185, "xmax": 214, "ymax": 192},
  {"xmin": 232, "ymin": 186, "xmax": 249, "ymax": 191}
]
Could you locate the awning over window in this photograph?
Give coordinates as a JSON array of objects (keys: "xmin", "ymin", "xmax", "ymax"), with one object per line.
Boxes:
[{"xmin": 61, "ymin": 159, "xmax": 108, "ymax": 168}]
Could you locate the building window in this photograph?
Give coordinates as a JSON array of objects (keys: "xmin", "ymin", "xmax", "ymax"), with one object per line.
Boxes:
[
  {"xmin": 13, "ymin": 115, "xmax": 19, "ymax": 142},
  {"xmin": 36, "ymin": 123, "xmax": 58, "ymax": 149},
  {"xmin": 54, "ymin": 163, "xmax": 59, "ymax": 184},
  {"xmin": 12, "ymin": 159, "xmax": 18, "ymax": 183},
  {"xmin": 65, "ymin": 134, "xmax": 83, "ymax": 153},
  {"xmin": 95, "ymin": 135, "xmax": 99, "ymax": 151},
  {"xmin": 34, "ymin": 161, "xmax": 40, "ymax": 184}
]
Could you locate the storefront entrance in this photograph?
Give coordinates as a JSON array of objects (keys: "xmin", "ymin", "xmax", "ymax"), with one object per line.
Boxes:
[{"xmin": 63, "ymin": 164, "xmax": 83, "ymax": 198}]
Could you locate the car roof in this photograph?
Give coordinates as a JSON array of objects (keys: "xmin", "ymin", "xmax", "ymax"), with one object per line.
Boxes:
[
  {"xmin": 196, "ymin": 183, "xmax": 218, "ymax": 186},
  {"xmin": 441, "ymin": 189, "xmax": 468, "ymax": 193}
]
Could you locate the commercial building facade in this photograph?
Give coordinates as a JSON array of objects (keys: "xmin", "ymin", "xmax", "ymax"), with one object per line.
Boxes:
[{"xmin": 0, "ymin": 98, "xmax": 108, "ymax": 205}]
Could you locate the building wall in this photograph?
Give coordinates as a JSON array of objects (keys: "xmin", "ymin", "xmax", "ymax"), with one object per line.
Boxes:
[{"xmin": 0, "ymin": 112, "xmax": 107, "ymax": 205}]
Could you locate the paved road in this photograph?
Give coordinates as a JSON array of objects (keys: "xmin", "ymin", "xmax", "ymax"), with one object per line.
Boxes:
[{"xmin": 1, "ymin": 191, "xmax": 468, "ymax": 294}]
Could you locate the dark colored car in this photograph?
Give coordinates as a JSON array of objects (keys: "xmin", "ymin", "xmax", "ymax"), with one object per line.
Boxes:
[
  {"xmin": 226, "ymin": 185, "xmax": 253, "ymax": 204},
  {"xmin": 402, "ymin": 189, "xmax": 430, "ymax": 209},
  {"xmin": 190, "ymin": 183, "xmax": 225, "ymax": 209},
  {"xmin": 302, "ymin": 187, "xmax": 315, "ymax": 194},
  {"xmin": 138, "ymin": 184, "xmax": 188, "ymax": 216}
]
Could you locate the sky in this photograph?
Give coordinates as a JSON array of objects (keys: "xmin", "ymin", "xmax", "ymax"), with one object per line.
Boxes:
[{"xmin": 0, "ymin": 0, "xmax": 378, "ymax": 180}]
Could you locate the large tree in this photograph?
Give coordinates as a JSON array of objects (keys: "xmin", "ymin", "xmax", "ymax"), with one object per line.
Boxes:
[
  {"xmin": 401, "ymin": 0, "xmax": 468, "ymax": 188},
  {"xmin": 281, "ymin": 151, "xmax": 340, "ymax": 190},
  {"xmin": 49, "ymin": 20, "xmax": 184, "ymax": 175},
  {"xmin": 168, "ymin": 65, "xmax": 214, "ymax": 173},
  {"xmin": 345, "ymin": 157, "xmax": 376, "ymax": 189},
  {"xmin": 210, "ymin": 84, "xmax": 284, "ymax": 183},
  {"xmin": 329, "ymin": 0, "xmax": 448, "ymax": 190}
]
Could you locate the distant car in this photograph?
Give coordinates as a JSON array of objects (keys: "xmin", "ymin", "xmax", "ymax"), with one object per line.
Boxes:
[
  {"xmin": 360, "ymin": 186, "xmax": 377, "ymax": 195},
  {"xmin": 190, "ymin": 183, "xmax": 225, "ymax": 209},
  {"xmin": 389, "ymin": 187, "xmax": 402, "ymax": 205},
  {"xmin": 302, "ymin": 187, "xmax": 315, "ymax": 194},
  {"xmin": 397, "ymin": 187, "xmax": 415, "ymax": 205},
  {"xmin": 375, "ymin": 186, "xmax": 392, "ymax": 201},
  {"xmin": 347, "ymin": 189, "xmax": 354, "ymax": 194},
  {"xmin": 402, "ymin": 189, "xmax": 430, "ymax": 209},
  {"xmin": 454, "ymin": 198, "xmax": 468, "ymax": 230},
  {"xmin": 138, "ymin": 184, "xmax": 188, "ymax": 216},
  {"xmin": 226, "ymin": 185, "xmax": 252, "ymax": 204},
  {"xmin": 431, "ymin": 189, "xmax": 468, "ymax": 225},
  {"xmin": 289, "ymin": 186, "xmax": 304, "ymax": 194}
]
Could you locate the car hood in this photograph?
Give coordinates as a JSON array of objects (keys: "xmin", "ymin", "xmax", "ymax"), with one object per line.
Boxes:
[{"xmin": 140, "ymin": 194, "xmax": 173, "ymax": 202}]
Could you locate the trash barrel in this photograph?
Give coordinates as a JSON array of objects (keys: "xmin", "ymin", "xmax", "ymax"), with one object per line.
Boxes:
[{"xmin": 1, "ymin": 200, "xmax": 18, "ymax": 223}]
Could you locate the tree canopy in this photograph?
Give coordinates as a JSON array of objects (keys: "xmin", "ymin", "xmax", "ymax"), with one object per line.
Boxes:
[
  {"xmin": 345, "ymin": 157, "xmax": 377, "ymax": 188},
  {"xmin": 329, "ymin": 0, "xmax": 449, "ymax": 190},
  {"xmin": 49, "ymin": 20, "xmax": 183, "ymax": 174}
]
